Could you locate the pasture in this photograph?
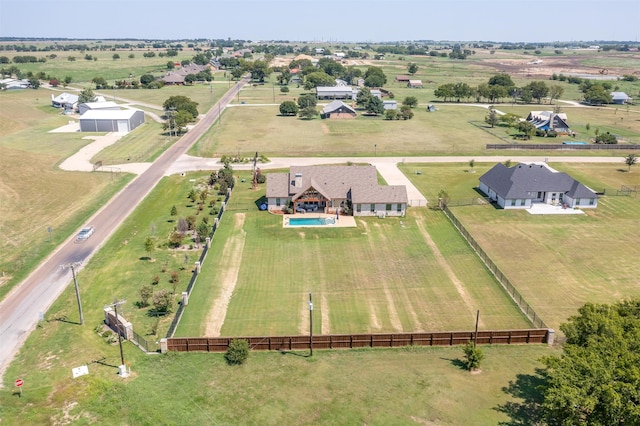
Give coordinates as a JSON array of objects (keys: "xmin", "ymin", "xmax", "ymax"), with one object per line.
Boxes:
[{"xmin": 403, "ymin": 162, "xmax": 640, "ymax": 330}]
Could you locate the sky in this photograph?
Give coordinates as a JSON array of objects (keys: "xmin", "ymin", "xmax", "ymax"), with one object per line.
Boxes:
[{"xmin": 1, "ymin": 0, "xmax": 639, "ymax": 43}]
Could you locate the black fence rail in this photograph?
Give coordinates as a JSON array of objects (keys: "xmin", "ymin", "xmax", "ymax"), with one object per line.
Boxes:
[
  {"xmin": 441, "ymin": 205, "xmax": 548, "ymax": 329},
  {"xmin": 487, "ymin": 144, "xmax": 640, "ymax": 150},
  {"xmin": 131, "ymin": 329, "xmax": 159, "ymax": 353},
  {"xmin": 166, "ymin": 329, "xmax": 551, "ymax": 353},
  {"xmin": 165, "ymin": 185, "xmax": 233, "ymax": 338}
]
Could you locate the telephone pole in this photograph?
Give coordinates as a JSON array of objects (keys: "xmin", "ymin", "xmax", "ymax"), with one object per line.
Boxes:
[
  {"xmin": 309, "ymin": 292, "xmax": 313, "ymax": 356},
  {"xmin": 61, "ymin": 262, "xmax": 84, "ymax": 325},
  {"xmin": 107, "ymin": 299, "xmax": 128, "ymax": 376}
]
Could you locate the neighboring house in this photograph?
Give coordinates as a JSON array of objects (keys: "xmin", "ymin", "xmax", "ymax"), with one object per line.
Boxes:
[
  {"xmin": 407, "ymin": 79, "xmax": 423, "ymax": 88},
  {"xmin": 316, "ymin": 86, "xmax": 354, "ymax": 99},
  {"xmin": 526, "ymin": 111, "xmax": 571, "ymax": 133},
  {"xmin": 395, "ymin": 75, "xmax": 411, "ymax": 82},
  {"xmin": 370, "ymin": 89, "xmax": 382, "ymax": 99},
  {"xmin": 478, "ymin": 163, "xmax": 598, "ymax": 209},
  {"xmin": 162, "ymin": 72, "xmax": 185, "ymax": 85},
  {"xmin": 77, "ymin": 101, "xmax": 121, "ymax": 115},
  {"xmin": 321, "ymin": 100, "xmax": 357, "ymax": 119},
  {"xmin": 51, "ymin": 92, "xmax": 79, "ymax": 110},
  {"xmin": 266, "ymin": 165, "xmax": 408, "ymax": 217},
  {"xmin": 610, "ymin": 92, "xmax": 631, "ymax": 104},
  {"xmin": 383, "ymin": 100, "xmax": 397, "ymax": 110},
  {"xmin": 0, "ymin": 78, "xmax": 30, "ymax": 89},
  {"xmin": 79, "ymin": 109, "xmax": 145, "ymax": 133}
]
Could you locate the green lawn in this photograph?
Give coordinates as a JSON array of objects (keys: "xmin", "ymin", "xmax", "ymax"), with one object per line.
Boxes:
[{"xmin": 404, "ymin": 162, "xmax": 640, "ymax": 331}]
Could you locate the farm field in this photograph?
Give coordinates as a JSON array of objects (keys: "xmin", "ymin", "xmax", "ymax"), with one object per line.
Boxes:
[{"xmin": 403, "ymin": 162, "xmax": 640, "ymax": 330}]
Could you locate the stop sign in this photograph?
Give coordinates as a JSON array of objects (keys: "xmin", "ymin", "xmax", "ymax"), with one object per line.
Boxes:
[{"xmin": 15, "ymin": 379, "xmax": 23, "ymax": 387}]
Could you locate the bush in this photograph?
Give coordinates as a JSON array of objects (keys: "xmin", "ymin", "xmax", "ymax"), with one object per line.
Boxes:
[
  {"xmin": 595, "ymin": 131, "xmax": 618, "ymax": 144},
  {"xmin": 225, "ymin": 339, "xmax": 249, "ymax": 365},
  {"xmin": 462, "ymin": 341, "xmax": 484, "ymax": 371}
]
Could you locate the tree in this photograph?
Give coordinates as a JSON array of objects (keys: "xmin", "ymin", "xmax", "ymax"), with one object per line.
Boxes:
[
  {"xmin": 407, "ymin": 62, "xmax": 418, "ymax": 75},
  {"xmin": 163, "ymin": 95, "xmax": 199, "ymax": 118},
  {"xmin": 524, "ymin": 81, "xmax": 549, "ymax": 103},
  {"xmin": 462, "ymin": 341, "xmax": 484, "ymax": 371},
  {"xmin": 595, "ymin": 131, "xmax": 617, "ymax": 144},
  {"xmin": 540, "ymin": 299, "xmax": 640, "ymax": 425},
  {"xmin": 624, "ymin": 153, "xmax": 637, "ymax": 172},
  {"xmin": 144, "ymin": 236, "xmax": 155, "ymax": 260},
  {"xmin": 78, "ymin": 87, "xmax": 96, "ymax": 104},
  {"xmin": 384, "ymin": 109, "xmax": 398, "ymax": 120},
  {"xmin": 112, "ymin": 53, "xmax": 120, "ymax": 60},
  {"xmin": 297, "ymin": 93, "xmax": 317, "ymax": 109},
  {"xmin": 516, "ymin": 121, "xmax": 536, "ymax": 139},
  {"xmin": 303, "ymin": 71, "xmax": 335, "ymax": 90},
  {"xmin": 548, "ymin": 84, "xmax": 564, "ymax": 104},
  {"xmin": 399, "ymin": 105, "xmax": 414, "ymax": 120},
  {"xmin": 453, "ymin": 82, "xmax": 473, "ymax": 102},
  {"xmin": 299, "ymin": 105, "xmax": 318, "ymax": 120},
  {"xmin": 402, "ymin": 96, "xmax": 418, "ymax": 108},
  {"xmin": 184, "ymin": 73, "xmax": 197, "ymax": 85},
  {"xmin": 63, "ymin": 76, "xmax": 72, "ymax": 87},
  {"xmin": 583, "ymin": 85, "xmax": 612, "ymax": 105},
  {"xmin": 170, "ymin": 205, "xmax": 178, "ymax": 216},
  {"xmin": 151, "ymin": 288, "xmax": 173, "ymax": 314},
  {"xmin": 91, "ymin": 76, "xmax": 108, "ymax": 89},
  {"xmin": 139, "ymin": 285, "xmax": 153, "ymax": 308},
  {"xmin": 364, "ymin": 66, "xmax": 387, "ymax": 87},
  {"xmin": 49, "ymin": 78, "xmax": 60, "ymax": 87},
  {"xmin": 28, "ymin": 77, "xmax": 40, "ymax": 89},
  {"xmin": 366, "ymin": 96, "xmax": 384, "ymax": 115},
  {"xmin": 437, "ymin": 189, "xmax": 450, "ymax": 208},
  {"xmin": 468, "ymin": 159, "xmax": 475, "ymax": 172},
  {"xmin": 280, "ymin": 86, "xmax": 289, "ymax": 93},
  {"xmin": 196, "ymin": 221, "xmax": 209, "ymax": 242},
  {"xmin": 434, "ymin": 83, "xmax": 455, "ymax": 102},
  {"xmin": 488, "ymin": 73, "xmax": 515, "ymax": 89},
  {"xmin": 485, "ymin": 108, "xmax": 499, "ymax": 128},
  {"xmin": 279, "ymin": 101, "xmax": 298, "ymax": 116},
  {"xmin": 225, "ymin": 339, "xmax": 249, "ymax": 365}
]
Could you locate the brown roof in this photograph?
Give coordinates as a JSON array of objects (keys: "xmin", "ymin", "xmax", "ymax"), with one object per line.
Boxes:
[
  {"xmin": 266, "ymin": 165, "xmax": 407, "ymax": 204},
  {"xmin": 395, "ymin": 75, "xmax": 411, "ymax": 81}
]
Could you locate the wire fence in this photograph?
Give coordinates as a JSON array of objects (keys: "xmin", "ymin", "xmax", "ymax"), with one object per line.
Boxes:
[{"xmin": 441, "ymin": 205, "xmax": 548, "ymax": 329}]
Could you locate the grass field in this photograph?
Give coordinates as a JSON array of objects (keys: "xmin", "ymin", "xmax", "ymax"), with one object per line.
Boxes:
[{"xmin": 403, "ymin": 162, "xmax": 640, "ymax": 330}]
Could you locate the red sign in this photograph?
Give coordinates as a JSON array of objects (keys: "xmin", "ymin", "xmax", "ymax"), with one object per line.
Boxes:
[{"xmin": 15, "ymin": 379, "xmax": 23, "ymax": 387}]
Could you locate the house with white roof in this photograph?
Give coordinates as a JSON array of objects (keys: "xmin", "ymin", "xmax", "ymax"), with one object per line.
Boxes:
[
  {"xmin": 51, "ymin": 93, "xmax": 79, "ymax": 110},
  {"xmin": 610, "ymin": 92, "xmax": 631, "ymax": 104},
  {"xmin": 526, "ymin": 111, "xmax": 571, "ymax": 133},
  {"xmin": 266, "ymin": 165, "xmax": 408, "ymax": 217}
]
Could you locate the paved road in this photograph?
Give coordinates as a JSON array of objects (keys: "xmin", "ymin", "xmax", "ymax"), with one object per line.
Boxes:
[{"xmin": 0, "ymin": 76, "xmax": 251, "ymax": 383}]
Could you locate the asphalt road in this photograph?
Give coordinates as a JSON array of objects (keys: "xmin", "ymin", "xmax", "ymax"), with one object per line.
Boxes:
[{"xmin": 0, "ymin": 76, "xmax": 251, "ymax": 383}]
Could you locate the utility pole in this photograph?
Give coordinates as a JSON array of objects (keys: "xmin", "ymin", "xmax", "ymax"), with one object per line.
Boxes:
[
  {"xmin": 108, "ymin": 299, "xmax": 128, "ymax": 374},
  {"xmin": 61, "ymin": 262, "xmax": 84, "ymax": 325},
  {"xmin": 309, "ymin": 292, "xmax": 313, "ymax": 356}
]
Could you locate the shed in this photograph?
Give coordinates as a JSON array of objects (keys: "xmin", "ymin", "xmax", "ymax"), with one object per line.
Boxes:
[
  {"xmin": 79, "ymin": 109, "xmax": 145, "ymax": 133},
  {"xmin": 610, "ymin": 92, "xmax": 631, "ymax": 104},
  {"xmin": 383, "ymin": 100, "xmax": 397, "ymax": 110},
  {"xmin": 407, "ymin": 80, "xmax": 423, "ymax": 88},
  {"xmin": 316, "ymin": 86, "xmax": 354, "ymax": 99}
]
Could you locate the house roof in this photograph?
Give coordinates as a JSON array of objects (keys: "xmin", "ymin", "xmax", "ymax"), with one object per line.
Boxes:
[
  {"xmin": 317, "ymin": 86, "xmax": 353, "ymax": 94},
  {"xmin": 408, "ymin": 79, "xmax": 423, "ymax": 86},
  {"xmin": 79, "ymin": 109, "xmax": 142, "ymax": 120},
  {"xmin": 52, "ymin": 92, "xmax": 79, "ymax": 104},
  {"xmin": 611, "ymin": 92, "xmax": 630, "ymax": 100},
  {"xmin": 526, "ymin": 111, "xmax": 569, "ymax": 130},
  {"xmin": 163, "ymin": 72, "xmax": 185, "ymax": 83},
  {"xmin": 322, "ymin": 100, "xmax": 356, "ymax": 115},
  {"xmin": 266, "ymin": 165, "xmax": 408, "ymax": 204},
  {"xmin": 479, "ymin": 163, "xmax": 597, "ymax": 200},
  {"xmin": 395, "ymin": 75, "xmax": 411, "ymax": 81},
  {"xmin": 79, "ymin": 101, "xmax": 120, "ymax": 110}
]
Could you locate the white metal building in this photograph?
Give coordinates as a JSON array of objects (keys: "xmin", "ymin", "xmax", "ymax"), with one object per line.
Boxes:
[{"xmin": 79, "ymin": 109, "xmax": 145, "ymax": 133}]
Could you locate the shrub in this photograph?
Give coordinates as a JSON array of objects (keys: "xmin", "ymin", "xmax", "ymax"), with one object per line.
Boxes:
[
  {"xmin": 152, "ymin": 288, "xmax": 173, "ymax": 314},
  {"xmin": 139, "ymin": 284, "xmax": 153, "ymax": 307},
  {"xmin": 462, "ymin": 341, "xmax": 484, "ymax": 371},
  {"xmin": 225, "ymin": 339, "xmax": 249, "ymax": 365}
]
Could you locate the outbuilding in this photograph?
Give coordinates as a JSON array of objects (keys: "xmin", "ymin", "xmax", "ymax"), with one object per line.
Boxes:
[
  {"xmin": 77, "ymin": 101, "xmax": 121, "ymax": 115},
  {"xmin": 79, "ymin": 109, "xmax": 145, "ymax": 133}
]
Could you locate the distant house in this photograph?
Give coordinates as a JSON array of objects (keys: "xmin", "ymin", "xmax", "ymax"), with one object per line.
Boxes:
[
  {"xmin": 0, "ymin": 78, "xmax": 30, "ymax": 89},
  {"xmin": 162, "ymin": 72, "xmax": 185, "ymax": 85},
  {"xmin": 407, "ymin": 79, "xmax": 423, "ymax": 88},
  {"xmin": 395, "ymin": 75, "xmax": 411, "ymax": 82},
  {"xmin": 266, "ymin": 165, "xmax": 408, "ymax": 217},
  {"xmin": 51, "ymin": 93, "xmax": 79, "ymax": 110},
  {"xmin": 78, "ymin": 101, "xmax": 121, "ymax": 115},
  {"xmin": 610, "ymin": 92, "xmax": 631, "ymax": 104},
  {"xmin": 370, "ymin": 89, "xmax": 382, "ymax": 99},
  {"xmin": 383, "ymin": 100, "xmax": 397, "ymax": 110},
  {"xmin": 526, "ymin": 111, "xmax": 571, "ymax": 133},
  {"xmin": 321, "ymin": 100, "xmax": 356, "ymax": 119},
  {"xmin": 478, "ymin": 163, "xmax": 598, "ymax": 209},
  {"xmin": 316, "ymin": 86, "xmax": 354, "ymax": 99},
  {"xmin": 79, "ymin": 109, "xmax": 145, "ymax": 133}
]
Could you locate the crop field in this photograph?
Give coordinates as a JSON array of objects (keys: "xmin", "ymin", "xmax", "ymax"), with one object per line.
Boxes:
[{"xmin": 403, "ymin": 162, "xmax": 640, "ymax": 330}]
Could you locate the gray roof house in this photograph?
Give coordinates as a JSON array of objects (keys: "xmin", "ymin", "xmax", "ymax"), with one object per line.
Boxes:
[
  {"xmin": 321, "ymin": 100, "xmax": 357, "ymax": 119},
  {"xmin": 610, "ymin": 92, "xmax": 631, "ymax": 104},
  {"xmin": 383, "ymin": 100, "xmax": 397, "ymax": 110},
  {"xmin": 266, "ymin": 165, "xmax": 408, "ymax": 217},
  {"xmin": 478, "ymin": 163, "xmax": 598, "ymax": 209},
  {"xmin": 79, "ymin": 109, "xmax": 145, "ymax": 133},
  {"xmin": 51, "ymin": 93, "xmax": 79, "ymax": 110}
]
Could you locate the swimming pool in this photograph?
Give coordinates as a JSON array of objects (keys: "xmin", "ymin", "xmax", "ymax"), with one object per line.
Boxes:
[{"xmin": 288, "ymin": 217, "xmax": 336, "ymax": 227}]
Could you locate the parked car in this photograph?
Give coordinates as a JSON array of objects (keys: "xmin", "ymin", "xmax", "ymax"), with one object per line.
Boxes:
[{"xmin": 76, "ymin": 226, "xmax": 95, "ymax": 241}]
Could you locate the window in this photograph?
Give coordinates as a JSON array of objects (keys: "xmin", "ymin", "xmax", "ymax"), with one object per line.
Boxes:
[
  {"xmin": 397, "ymin": 204, "xmax": 402, "ymax": 212},
  {"xmin": 519, "ymin": 199, "xmax": 526, "ymax": 206},
  {"xmin": 589, "ymin": 198, "xmax": 595, "ymax": 205},
  {"xmin": 276, "ymin": 198, "xmax": 281, "ymax": 206},
  {"xmin": 370, "ymin": 204, "xmax": 375, "ymax": 212},
  {"xmin": 356, "ymin": 204, "xmax": 361, "ymax": 213},
  {"xmin": 385, "ymin": 204, "xmax": 392, "ymax": 211},
  {"xmin": 510, "ymin": 199, "xmax": 516, "ymax": 206}
]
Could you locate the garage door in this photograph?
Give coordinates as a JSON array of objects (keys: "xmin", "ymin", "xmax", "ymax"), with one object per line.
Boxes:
[{"xmin": 117, "ymin": 120, "xmax": 129, "ymax": 132}]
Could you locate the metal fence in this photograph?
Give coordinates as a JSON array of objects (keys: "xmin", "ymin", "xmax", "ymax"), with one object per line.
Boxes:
[
  {"xmin": 165, "ymin": 185, "xmax": 233, "ymax": 338},
  {"xmin": 441, "ymin": 205, "xmax": 548, "ymax": 329},
  {"xmin": 166, "ymin": 329, "xmax": 550, "ymax": 353},
  {"xmin": 131, "ymin": 329, "xmax": 158, "ymax": 353},
  {"xmin": 486, "ymin": 143, "xmax": 640, "ymax": 151}
]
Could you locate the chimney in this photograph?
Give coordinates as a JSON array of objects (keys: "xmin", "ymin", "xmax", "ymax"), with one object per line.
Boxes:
[{"xmin": 294, "ymin": 173, "xmax": 302, "ymax": 188}]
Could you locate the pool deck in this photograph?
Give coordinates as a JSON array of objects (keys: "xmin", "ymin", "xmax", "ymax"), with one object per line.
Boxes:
[{"xmin": 283, "ymin": 213, "xmax": 357, "ymax": 228}]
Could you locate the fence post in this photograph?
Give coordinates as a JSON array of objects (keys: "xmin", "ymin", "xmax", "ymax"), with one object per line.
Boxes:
[
  {"xmin": 104, "ymin": 306, "xmax": 113, "ymax": 326},
  {"xmin": 546, "ymin": 329, "xmax": 555, "ymax": 345},
  {"xmin": 205, "ymin": 237, "xmax": 211, "ymax": 248},
  {"xmin": 160, "ymin": 338, "xmax": 168, "ymax": 354},
  {"xmin": 182, "ymin": 291, "xmax": 189, "ymax": 306},
  {"xmin": 194, "ymin": 261, "xmax": 201, "ymax": 273}
]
